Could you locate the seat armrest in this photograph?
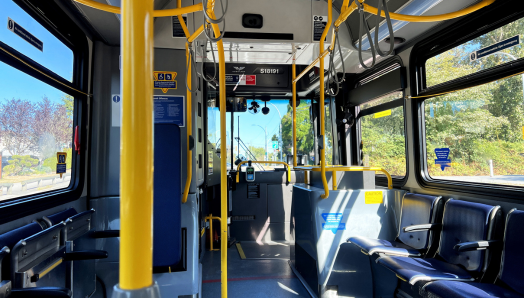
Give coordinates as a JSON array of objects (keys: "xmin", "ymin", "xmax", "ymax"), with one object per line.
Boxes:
[
  {"xmin": 64, "ymin": 250, "xmax": 108, "ymax": 261},
  {"xmin": 10, "ymin": 287, "xmax": 72, "ymax": 298},
  {"xmin": 454, "ymin": 240, "xmax": 502, "ymax": 252},
  {"xmin": 403, "ymin": 223, "xmax": 441, "ymax": 233},
  {"xmin": 90, "ymin": 230, "xmax": 119, "ymax": 238}
]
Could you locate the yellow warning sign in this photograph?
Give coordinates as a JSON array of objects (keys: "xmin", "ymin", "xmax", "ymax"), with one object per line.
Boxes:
[
  {"xmin": 365, "ymin": 191, "xmax": 383, "ymax": 204},
  {"xmin": 373, "ymin": 110, "xmax": 391, "ymax": 119},
  {"xmin": 153, "ymin": 71, "xmax": 177, "ymax": 93},
  {"xmin": 56, "ymin": 152, "xmax": 67, "ymax": 178}
]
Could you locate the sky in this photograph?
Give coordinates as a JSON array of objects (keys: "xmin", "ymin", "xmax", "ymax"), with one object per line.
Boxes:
[
  {"xmin": 208, "ymin": 100, "xmax": 290, "ymax": 151},
  {"xmin": 0, "ymin": 0, "xmax": 74, "ymax": 104}
]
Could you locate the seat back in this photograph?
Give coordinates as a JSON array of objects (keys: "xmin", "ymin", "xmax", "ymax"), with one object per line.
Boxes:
[
  {"xmin": 397, "ymin": 193, "xmax": 442, "ymax": 250},
  {"xmin": 43, "ymin": 208, "xmax": 78, "ymax": 227},
  {"xmin": 499, "ymin": 209, "xmax": 524, "ymax": 295},
  {"xmin": 438, "ymin": 200, "xmax": 499, "ymax": 273},
  {"xmin": 153, "ymin": 124, "xmax": 182, "ymax": 269}
]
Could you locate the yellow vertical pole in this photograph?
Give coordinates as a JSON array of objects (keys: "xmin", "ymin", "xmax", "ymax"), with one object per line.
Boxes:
[
  {"xmin": 120, "ymin": 0, "xmax": 154, "ymax": 290},
  {"xmin": 292, "ymin": 52, "xmax": 297, "ymax": 168},
  {"xmin": 182, "ymin": 43, "xmax": 192, "ymax": 203},
  {"xmin": 320, "ymin": 0, "xmax": 332, "ymax": 199},
  {"xmin": 332, "ymin": 171, "xmax": 337, "ymax": 191},
  {"xmin": 206, "ymin": 1, "xmax": 228, "ymax": 297}
]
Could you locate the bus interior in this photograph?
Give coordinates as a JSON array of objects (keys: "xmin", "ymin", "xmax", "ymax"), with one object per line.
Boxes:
[{"xmin": 0, "ymin": 0, "xmax": 524, "ymax": 297}]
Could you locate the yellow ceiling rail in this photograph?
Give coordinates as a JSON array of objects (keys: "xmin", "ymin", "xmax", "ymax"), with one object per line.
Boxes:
[
  {"xmin": 295, "ymin": 166, "xmax": 393, "ymax": 190},
  {"xmin": 363, "ymin": 0, "xmax": 496, "ymax": 23},
  {"xmin": 235, "ymin": 161, "xmax": 291, "ymax": 183},
  {"xmin": 119, "ymin": 0, "xmax": 154, "ymax": 291},
  {"xmin": 73, "ymin": 0, "xmax": 203, "ymax": 16},
  {"xmin": 319, "ymin": 0, "xmax": 332, "ymax": 199}
]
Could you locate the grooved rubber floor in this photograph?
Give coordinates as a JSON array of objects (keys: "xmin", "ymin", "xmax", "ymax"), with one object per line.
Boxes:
[{"xmin": 201, "ymin": 245, "xmax": 310, "ymax": 297}]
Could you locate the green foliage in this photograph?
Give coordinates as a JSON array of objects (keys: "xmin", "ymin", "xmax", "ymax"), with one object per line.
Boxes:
[
  {"xmin": 281, "ymin": 101, "xmax": 314, "ymax": 158},
  {"xmin": 3, "ymin": 155, "xmax": 39, "ymax": 176}
]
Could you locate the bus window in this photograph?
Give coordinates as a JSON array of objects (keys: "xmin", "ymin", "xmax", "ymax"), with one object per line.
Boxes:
[
  {"xmin": 424, "ymin": 75, "xmax": 524, "ymax": 187},
  {"xmin": 360, "ymin": 91, "xmax": 406, "ymax": 178},
  {"xmin": 1, "ymin": 1, "xmax": 74, "ymax": 81},
  {"xmin": 426, "ymin": 17, "xmax": 524, "ymax": 88},
  {"xmin": 324, "ymin": 99, "xmax": 334, "ymax": 166},
  {"xmin": 0, "ymin": 2, "xmax": 75, "ymax": 201}
]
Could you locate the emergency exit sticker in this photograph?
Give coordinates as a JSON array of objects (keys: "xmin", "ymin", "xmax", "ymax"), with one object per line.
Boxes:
[
  {"xmin": 321, "ymin": 213, "xmax": 345, "ymax": 234},
  {"xmin": 313, "ymin": 15, "xmax": 328, "ymax": 42},
  {"xmin": 365, "ymin": 191, "xmax": 383, "ymax": 204}
]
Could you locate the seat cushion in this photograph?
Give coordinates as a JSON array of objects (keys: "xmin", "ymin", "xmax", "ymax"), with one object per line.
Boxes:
[
  {"xmin": 349, "ymin": 236, "xmax": 421, "ymax": 257},
  {"xmin": 398, "ymin": 193, "xmax": 441, "ymax": 250},
  {"xmin": 378, "ymin": 255, "xmax": 473, "ymax": 285},
  {"xmin": 425, "ymin": 281, "xmax": 524, "ymax": 298}
]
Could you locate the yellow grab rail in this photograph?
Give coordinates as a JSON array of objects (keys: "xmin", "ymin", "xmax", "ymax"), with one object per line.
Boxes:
[
  {"xmin": 182, "ymin": 43, "xmax": 192, "ymax": 204},
  {"xmin": 295, "ymin": 166, "xmax": 393, "ymax": 190},
  {"xmin": 119, "ymin": 0, "xmax": 154, "ymax": 290},
  {"xmin": 73, "ymin": 0, "xmax": 204, "ymax": 17},
  {"xmin": 292, "ymin": 53, "xmax": 297, "ymax": 168},
  {"xmin": 205, "ymin": 214, "xmax": 221, "ymax": 251},
  {"xmin": 204, "ymin": 1, "xmax": 228, "ymax": 296},
  {"xmin": 235, "ymin": 161, "xmax": 291, "ymax": 183},
  {"xmin": 319, "ymin": 0, "xmax": 332, "ymax": 199}
]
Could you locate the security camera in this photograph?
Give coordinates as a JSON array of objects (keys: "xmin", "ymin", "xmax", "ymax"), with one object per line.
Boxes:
[{"xmin": 262, "ymin": 106, "xmax": 270, "ymax": 115}]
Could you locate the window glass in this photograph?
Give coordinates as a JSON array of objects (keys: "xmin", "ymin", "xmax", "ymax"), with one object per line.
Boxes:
[
  {"xmin": 426, "ymin": 17, "xmax": 524, "ymax": 87},
  {"xmin": 207, "ymin": 99, "xmax": 317, "ymax": 170},
  {"xmin": 1, "ymin": 1, "xmax": 74, "ymax": 81},
  {"xmin": 424, "ymin": 75, "xmax": 524, "ymax": 187},
  {"xmin": 360, "ymin": 91, "xmax": 403, "ymax": 110},
  {"xmin": 0, "ymin": 62, "xmax": 74, "ymax": 200},
  {"xmin": 361, "ymin": 105, "xmax": 406, "ymax": 177}
]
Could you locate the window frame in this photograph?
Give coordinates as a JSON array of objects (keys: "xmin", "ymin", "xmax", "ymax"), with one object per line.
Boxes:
[
  {"xmin": 353, "ymin": 58, "xmax": 409, "ymax": 188},
  {"xmin": 410, "ymin": 0, "xmax": 524, "ymax": 200},
  {"xmin": 0, "ymin": 0, "xmax": 89, "ymax": 222}
]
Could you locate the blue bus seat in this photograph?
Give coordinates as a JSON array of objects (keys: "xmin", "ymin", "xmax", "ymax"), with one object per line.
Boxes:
[
  {"xmin": 378, "ymin": 200, "xmax": 500, "ymax": 285},
  {"xmin": 423, "ymin": 209, "xmax": 524, "ymax": 298},
  {"xmin": 43, "ymin": 208, "xmax": 78, "ymax": 227},
  {"xmin": 153, "ymin": 123, "xmax": 182, "ymax": 269},
  {"xmin": 349, "ymin": 193, "xmax": 442, "ymax": 257}
]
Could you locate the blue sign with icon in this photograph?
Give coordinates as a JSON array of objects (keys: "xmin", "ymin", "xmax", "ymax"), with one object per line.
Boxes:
[
  {"xmin": 321, "ymin": 213, "xmax": 345, "ymax": 234},
  {"xmin": 7, "ymin": 18, "xmax": 43, "ymax": 51},
  {"xmin": 112, "ymin": 95, "xmax": 120, "ymax": 103},
  {"xmin": 435, "ymin": 148, "xmax": 451, "ymax": 171},
  {"xmin": 154, "ymin": 95, "xmax": 185, "ymax": 126}
]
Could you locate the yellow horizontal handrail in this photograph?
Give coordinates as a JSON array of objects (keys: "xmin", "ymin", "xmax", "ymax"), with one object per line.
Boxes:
[
  {"xmin": 294, "ymin": 0, "xmax": 496, "ymax": 84},
  {"xmin": 295, "ymin": 166, "xmax": 393, "ymax": 190},
  {"xmin": 236, "ymin": 161, "xmax": 291, "ymax": 183},
  {"xmin": 362, "ymin": 0, "xmax": 496, "ymax": 23},
  {"xmin": 73, "ymin": 0, "xmax": 203, "ymax": 17}
]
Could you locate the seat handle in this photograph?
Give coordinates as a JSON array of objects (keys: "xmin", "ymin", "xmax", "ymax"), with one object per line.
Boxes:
[
  {"xmin": 403, "ymin": 223, "xmax": 441, "ymax": 233},
  {"xmin": 454, "ymin": 240, "xmax": 501, "ymax": 252}
]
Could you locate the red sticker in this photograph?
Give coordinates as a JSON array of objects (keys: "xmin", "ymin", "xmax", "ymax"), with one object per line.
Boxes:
[{"xmin": 246, "ymin": 75, "xmax": 256, "ymax": 85}]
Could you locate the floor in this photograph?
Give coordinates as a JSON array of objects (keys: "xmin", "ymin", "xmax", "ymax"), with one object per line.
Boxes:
[{"xmin": 201, "ymin": 245, "xmax": 311, "ymax": 298}]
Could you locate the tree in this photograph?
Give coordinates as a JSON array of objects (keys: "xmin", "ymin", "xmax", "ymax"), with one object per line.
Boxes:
[
  {"xmin": 247, "ymin": 146, "xmax": 265, "ymax": 161},
  {"xmin": 0, "ymin": 99, "xmax": 36, "ymax": 155},
  {"xmin": 281, "ymin": 101, "xmax": 314, "ymax": 158},
  {"xmin": 3, "ymin": 155, "xmax": 39, "ymax": 176}
]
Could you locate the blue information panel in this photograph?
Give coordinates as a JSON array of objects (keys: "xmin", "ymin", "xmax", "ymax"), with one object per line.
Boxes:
[
  {"xmin": 154, "ymin": 81, "xmax": 177, "ymax": 89},
  {"xmin": 56, "ymin": 164, "xmax": 66, "ymax": 174},
  {"xmin": 8, "ymin": 18, "xmax": 43, "ymax": 51},
  {"xmin": 321, "ymin": 213, "xmax": 345, "ymax": 234},
  {"xmin": 470, "ymin": 35, "xmax": 520, "ymax": 62},
  {"xmin": 435, "ymin": 148, "xmax": 451, "ymax": 171},
  {"xmin": 154, "ymin": 95, "xmax": 185, "ymax": 126}
]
